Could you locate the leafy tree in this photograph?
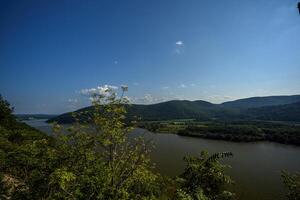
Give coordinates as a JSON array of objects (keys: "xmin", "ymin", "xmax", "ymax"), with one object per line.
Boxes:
[
  {"xmin": 0, "ymin": 94, "xmax": 14, "ymax": 128},
  {"xmin": 46, "ymin": 85, "xmax": 162, "ymax": 199},
  {"xmin": 282, "ymin": 170, "xmax": 300, "ymax": 200},
  {"xmin": 176, "ymin": 151, "xmax": 234, "ymax": 200}
]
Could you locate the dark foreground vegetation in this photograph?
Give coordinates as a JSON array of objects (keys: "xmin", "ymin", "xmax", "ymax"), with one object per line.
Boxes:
[
  {"xmin": 1, "ymin": 92, "xmax": 299, "ymax": 199},
  {"xmin": 140, "ymin": 120, "xmax": 300, "ymax": 146}
]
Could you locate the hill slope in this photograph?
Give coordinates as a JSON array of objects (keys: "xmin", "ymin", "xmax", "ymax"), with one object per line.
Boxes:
[
  {"xmin": 47, "ymin": 100, "xmax": 234, "ymax": 123},
  {"xmin": 221, "ymin": 95, "xmax": 300, "ymax": 109},
  {"xmin": 244, "ymin": 101, "xmax": 300, "ymax": 122},
  {"xmin": 47, "ymin": 95, "xmax": 300, "ymax": 124}
]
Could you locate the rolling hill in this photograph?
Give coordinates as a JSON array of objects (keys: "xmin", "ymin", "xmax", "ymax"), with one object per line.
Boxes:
[
  {"xmin": 221, "ymin": 95, "xmax": 300, "ymax": 109},
  {"xmin": 47, "ymin": 95, "xmax": 300, "ymax": 124},
  {"xmin": 244, "ymin": 101, "xmax": 300, "ymax": 122}
]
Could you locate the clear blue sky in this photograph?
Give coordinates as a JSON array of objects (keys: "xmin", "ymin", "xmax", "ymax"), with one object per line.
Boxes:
[{"xmin": 0, "ymin": 0, "xmax": 300, "ymax": 114}]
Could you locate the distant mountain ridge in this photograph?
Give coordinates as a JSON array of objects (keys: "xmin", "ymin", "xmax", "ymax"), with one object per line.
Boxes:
[
  {"xmin": 47, "ymin": 95, "xmax": 300, "ymax": 123},
  {"xmin": 245, "ymin": 101, "xmax": 300, "ymax": 122},
  {"xmin": 221, "ymin": 95, "xmax": 300, "ymax": 109}
]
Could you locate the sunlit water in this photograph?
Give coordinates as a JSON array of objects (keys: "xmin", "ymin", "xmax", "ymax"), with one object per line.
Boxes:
[{"xmin": 24, "ymin": 119, "xmax": 300, "ymax": 200}]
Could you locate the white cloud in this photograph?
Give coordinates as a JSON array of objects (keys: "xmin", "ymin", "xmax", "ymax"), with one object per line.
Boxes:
[
  {"xmin": 175, "ymin": 41, "xmax": 184, "ymax": 46},
  {"xmin": 207, "ymin": 95, "xmax": 233, "ymax": 103},
  {"xmin": 179, "ymin": 84, "xmax": 186, "ymax": 88},
  {"xmin": 174, "ymin": 40, "xmax": 185, "ymax": 55},
  {"xmin": 67, "ymin": 98, "xmax": 78, "ymax": 103},
  {"xmin": 132, "ymin": 82, "xmax": 140, "ymax": 86},
  {"xmin": 131, "ymin": 94, "xmax": 171, "ymax": 104},
  {"xmin": 190, "ymin": 83, "xmax": 196, "ymax": 87},
  {"xmin": 80, "ymin": 85, "xmax": 118, "ymax": 96}
]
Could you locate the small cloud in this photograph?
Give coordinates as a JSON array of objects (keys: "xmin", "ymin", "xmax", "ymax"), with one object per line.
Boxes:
[
  {"xmin": 132, "ymin": 94, "xmax": 171, "ymax": 104},
  {"xmin": 174, "ymin": 40, "xmax": 185, "ymax": 55},
  {"xmin": 190, "ymin": 83, "xmax": 196, "ymax": 87},
  {"xmin": 114, "ymin": 60, "xmax": 118, "ymax": 64},
  {"xmin": 175, "ymin": 41, "xmax": 184, "ymax": 46},
  {"xmin": 66, "ymin": 98, "xmax": 80, "ymax": 109},
  {"xmin": 207, "ymin": 95, "xmax": 233, "ymax": 103},
  {"xmin": 80, "ymin": 85, "xmax": 118, "ymax": 96},
  {"xmin": 132, "ymin": 82, "xmax": 140, "ymax": 86},
  {"xmin": 67, "ymin": 98, "xmax": 78, "ymax": 103},
  {"xmin": 161, "ymin": 86, "xmax": 170, "ymax": 90},
  {"xmin": 179, "ymin": 84, "xmax": 186, "ymax": 88}
]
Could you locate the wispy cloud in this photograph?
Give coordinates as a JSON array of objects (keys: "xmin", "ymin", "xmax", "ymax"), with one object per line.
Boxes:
[
  {"xmin": 67, "ymin": 98, "xmax": 78, "ymax": 103},
  {"xmin": 114, "ymin": 60, "xmax": 118, "ymax": 64},
  {"xmin": 66, "ymin": 98, "xmax": 80, "ymax": 109},
  {"xmin": 178, "ymin": 84, "xmax": 186, "ymax": 88},
  {"xmin": 131, "ymin": 94, "xmax": 175, "ymax": 104},
  {"xmin": 161, "ymin": 86, "xmax": 170, "ymax": 90},
  {"xmin": 207, "ymin": 95, "xmax": 233, "ymax": 103}
]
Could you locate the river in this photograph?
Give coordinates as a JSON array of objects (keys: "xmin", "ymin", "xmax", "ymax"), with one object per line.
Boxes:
[{"xmin": 24, "ymin": 119, "xmax": 300, "ymax": 200}]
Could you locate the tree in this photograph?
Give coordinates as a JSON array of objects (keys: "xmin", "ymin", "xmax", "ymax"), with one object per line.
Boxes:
[
  {"xmin": 282, "ymin": 170, "xmax": 300, "ymax": 200},
  {"xmin": 47, "ymin": 85, "xmax": 162, "ymax": 199},
  {"xmin": 0, "ymin": 95, "xmax": 14, "ymax": 128},
  {"xmin": 176, "ymin": 151, "xmax": 234, "ymax": 200}
]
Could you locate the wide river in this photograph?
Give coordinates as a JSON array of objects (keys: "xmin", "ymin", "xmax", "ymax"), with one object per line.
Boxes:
[{"xmin": 25, "ymin": 119, "xmax": 300, "ymax": 200}]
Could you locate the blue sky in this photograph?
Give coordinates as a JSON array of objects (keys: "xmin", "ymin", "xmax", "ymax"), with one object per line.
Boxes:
[{"xmin": 0, "ymin": 0, "xmax": 300, "ymax": 114}]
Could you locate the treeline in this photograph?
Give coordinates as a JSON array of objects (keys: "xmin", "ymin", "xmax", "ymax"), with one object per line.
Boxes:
[{"xmin": 140, "ymin": 121, "xmax": 300, "ymax": 145}]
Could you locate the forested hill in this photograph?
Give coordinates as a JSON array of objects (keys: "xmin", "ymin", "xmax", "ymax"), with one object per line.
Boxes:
[
  {"xmin": 47, "ymin": 100, "xmax": 229, "ymax": 123},
  {"xmin": 245, "ymin": 101, "xmax": 300, "ymax": 122},
  {"xmin": 221, "ymin": 95, "xmax": 300, "ymax": 109},
  {"xmin": 47, "ymin": 95, "xmax": 300, "ymax": 124}
]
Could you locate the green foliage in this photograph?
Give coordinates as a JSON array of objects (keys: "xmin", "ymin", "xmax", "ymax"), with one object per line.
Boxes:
[
  {"xmin": 282, "ymin": 171, "xmax": 300, "ymax": 200},
  {"xmin": 0, "ymin": 91, "xmax": 236, "ymax": 199},
  {"xmin": 176, "ymin": 151, "xmax": 234, "ymax": 200},
  {"xmin": 0, "ymin": 95, "xmax": 14, "ymax": 124}
]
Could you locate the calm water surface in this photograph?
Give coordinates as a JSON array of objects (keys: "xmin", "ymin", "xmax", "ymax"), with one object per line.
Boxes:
[{"xmin": 25, "ymin": 119, "xmax": 300, "ymax": 200}]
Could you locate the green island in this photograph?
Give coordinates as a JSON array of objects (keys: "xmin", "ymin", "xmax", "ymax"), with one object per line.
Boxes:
[{"xmin": 139, "ymin": 120, "xmax": 300, "ymax": 146}]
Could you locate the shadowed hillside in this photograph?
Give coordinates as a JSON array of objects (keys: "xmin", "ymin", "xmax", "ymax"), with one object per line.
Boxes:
[{"xmin": 47, "ymin": 95, "xmax": 300, "ymax": 124}]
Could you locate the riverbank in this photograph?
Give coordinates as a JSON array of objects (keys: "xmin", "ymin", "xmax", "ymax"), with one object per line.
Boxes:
[{"xmin": 138, "ymin": 120, "xmax": 300, "ymax": 146}]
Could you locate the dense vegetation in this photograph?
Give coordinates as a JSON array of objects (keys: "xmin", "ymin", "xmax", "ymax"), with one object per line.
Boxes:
[
  {"xmin": 0, "ymin": 93, "xmax": 235, "ymax": 199},
  {"xmin": 1, "ymin": 91, "xmax": 299, "ymax": 199},
  {"xmin": 245, "ymin": 102, "xmax": 300, "ymax": 122},
  {"xmin": 221, "ymin": 95, "xmax": 300, "ymax": 109},
  {"xmin": 47, "ymin": 95, "xmax": 300, "ymax": 124},
  {"xmin": 281, "ymin": 171, "xmax": 300, "ymax": 200},
  {"xmin": 140, "ymin": 120, "xmax": 300, "ymax": 145}
]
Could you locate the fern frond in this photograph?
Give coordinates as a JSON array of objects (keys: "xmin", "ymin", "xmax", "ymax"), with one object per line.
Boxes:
[{"xmin": 205, "ymin": 152, "xmax": 233, "ymax": 163}]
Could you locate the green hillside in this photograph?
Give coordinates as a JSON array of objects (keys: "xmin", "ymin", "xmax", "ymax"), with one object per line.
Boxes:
[
  {"xmin": 47, "ymin": 100, "xmax": 234, "ymax": 123},
  {"xmin": 47, "ymin": 95, "xmax": 300, "ymax": 124},
  {"xmin": 244, "ymin": 101, "xmax": 300, "ymax": 122},
  {"xmin": 221, "ymin": 95, "xmax": 300, "ymax": 109}
]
